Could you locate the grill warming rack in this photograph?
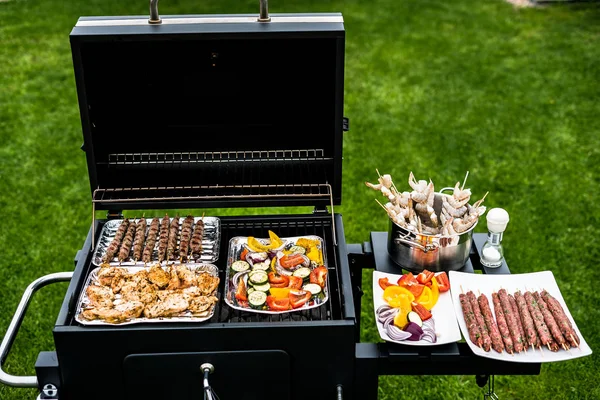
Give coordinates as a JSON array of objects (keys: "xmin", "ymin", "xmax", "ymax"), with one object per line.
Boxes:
[{"xmin": 90, "ymin": 148, "xmax": 338, "ymax": 248}]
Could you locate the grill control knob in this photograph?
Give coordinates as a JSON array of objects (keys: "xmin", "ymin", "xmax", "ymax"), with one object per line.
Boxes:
[{"xmin": 42, "ymin": 383, "xmax": 58, "ymax": 399}]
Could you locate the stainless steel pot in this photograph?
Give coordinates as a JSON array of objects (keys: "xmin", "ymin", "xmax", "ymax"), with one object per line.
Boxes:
[{"xmin": 387, "ymin": 191, "xmax": 477, "ymax": 273}]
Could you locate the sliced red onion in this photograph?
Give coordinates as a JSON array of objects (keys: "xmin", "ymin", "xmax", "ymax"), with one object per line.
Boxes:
[
  {"xmin": 300, "ymin": 255, "xmax": 311, "ymax": 268},
  {"xmin": 376, "ymin": 305, "xmax": 392, "ymax": 314},
  {"xmin": 378, "ymin": 308, "xmax": 399, "ymax": 321},
  {"xmin": 420, "ymin": 331, "xmax": 437, "ymax": 343},
  {"xmin": 232, "ymin": 270, "xmax": 249, "ymax": 287},
  {"xmin": 403, "ymin": 322, "xmax": 424, "ymax": 341},
  {"xmin": 246, "ymin": 251, "xmax": 268, "ymax": 264},
  {"xmin": 422, "ymin": 318, "xmax": 435, "ymax": 331},
  {"xmin": 386, "ymin": 324, "xmax": 413, "ymax": 341}
]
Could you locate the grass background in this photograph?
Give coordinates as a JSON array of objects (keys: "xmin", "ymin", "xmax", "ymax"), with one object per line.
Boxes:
[{"xmin": 1, "ymin": 0, "xmax": 599, "ymax": 398}]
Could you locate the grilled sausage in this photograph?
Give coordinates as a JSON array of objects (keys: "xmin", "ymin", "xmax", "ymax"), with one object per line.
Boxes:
[
  {"xmin": 492, "ymin": 292, "xmax": 514, "ymax": 354},
  {"xmin": 533, "ymin": 291, "xmax": 568, "ymax": 351},
  {"xmin": 524, "ymin": 291, "xmax": 554, "ymax": 350},
  {"xmin": 190, "ymin": 218, "xmax": 205, "ymax": 261},
  {"xmin": 459, "ymin": 293, "xmax": 482, "ymax": 348},
  {"xmin": 498, "ymin": 289, "xmax": 524, "ymax": 353},
  {"xmin": 102, "ymin": 218, "xmax": 129, "ymax": 263},
  {"xmin": 167, "ymin": 215, "xmax": 180, "ymax": 261},
  {"xmin": 132, "ymin": 218, "xmax": 147, "ymax": 262},
  {"xmin": 118, "ymin": 220, "xmax": 137, "ymax": 262},
  {"xmin": 157, "ymin": 214, "xmax": 170, "ymax": 263},
  {"xmin": 478, "ymin": 293, "xmax": 504, "ymax": 353},
  {"xmin": 142, "ymin": 217, "xmax": 160, "ymax": 263},
  {"xmin": 178, "ymin": 215, "xmax": 195, "ymax": 262},
  {"xmin": 467, "ymin": 291, "xmax": 491, "ymax": 352},
  {"xmin": 541, "ymin": 290, "xmax": 580, "ymax": 347},
  {"xmin": 514, "ymin": 290, "xmax": 539, "ymax": 349},
  {"xmin": 508, "ymin": 293, "xmax": 528, "ymax": 349}
]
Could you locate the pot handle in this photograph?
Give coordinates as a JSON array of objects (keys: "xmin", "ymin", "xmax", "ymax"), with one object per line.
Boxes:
[
  {"xmin": 0, "ymin": 272, "xmax": 73, "ymax": 388},
  {"xmin": 394, "ymin": 236, "xmax": 438, "ymax": 253},
  {"xmin": 439, "ymin": 187, "xmax": 454, "ymax": 195}
]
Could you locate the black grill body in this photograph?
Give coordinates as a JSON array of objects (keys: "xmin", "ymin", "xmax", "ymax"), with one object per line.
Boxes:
[
  {"xmin": 53, "ymin": 214, "xmax": 356, "ymax": 400},
  {"xmin": 54, "ymin": 12, "xmax": 358, "ymax": 400}
]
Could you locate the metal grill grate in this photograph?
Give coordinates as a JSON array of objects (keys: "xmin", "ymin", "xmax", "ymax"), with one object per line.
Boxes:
[{"xmin": 106, "ymin": 149, "xmax": 331, "ymax": 166}]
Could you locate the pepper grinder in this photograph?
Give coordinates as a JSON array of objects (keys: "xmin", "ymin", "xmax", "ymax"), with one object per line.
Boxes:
[{"xmin": 481, "ymin": 208, "xmax": 510, "ymax": 268}]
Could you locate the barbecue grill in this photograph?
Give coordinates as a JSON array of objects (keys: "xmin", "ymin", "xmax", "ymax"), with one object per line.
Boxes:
[{"xmin": 0, "ymin": 2, "xmax": 542, "ymax": 399}]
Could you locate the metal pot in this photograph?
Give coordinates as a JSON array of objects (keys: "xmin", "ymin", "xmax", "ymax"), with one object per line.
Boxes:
[{"xmin": 387, "ymin": 191, "xmax": 477, "ymax": 273}]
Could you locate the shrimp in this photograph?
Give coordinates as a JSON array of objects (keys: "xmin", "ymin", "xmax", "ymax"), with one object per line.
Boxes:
[
  {"xmin": 442, "ymin": 196, "xmax": 467, "ymax": 218},
  {"xmin": 453, "ymin": 192, "xmax": 488, "ymax": 233},
  {"xmin": 447, "ymin": 181, "xmax": 471, "ymax": 208}
]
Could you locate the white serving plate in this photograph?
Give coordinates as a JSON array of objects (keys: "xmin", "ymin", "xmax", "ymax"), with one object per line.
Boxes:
[
  {"xmin": 372, "ymin": 270, "xmax": 461, "ymax": 346},
  {"xmin": 449, "ymin": 270, "xmax": 592, "ymax": 363}
]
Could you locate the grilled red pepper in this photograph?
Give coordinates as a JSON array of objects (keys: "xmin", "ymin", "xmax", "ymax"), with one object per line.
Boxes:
[
  {"xmin": 268, "ymin": 272, "xmax": 290, "ymax": 288},
  {"xmin": 309, "ymin": 266, "xmax": 328, "ymax": 288},
  {"xmin": 411, "ymin": 301, "xmax": 432, "ymax": 321},
  {"xmin": 378, "ymin": 277, "xmax": 397, "ymax": 290},
  {"xmin": 288, "ymin": 275, "xmax": 303, "ymax": 290},
  {"xmin": 240, "ymin": 248, "xmax": 249, "ymax": 261},
  {"xmin": 235, "ymin": 279, "xmax": 247, "ymax": 302},
  {"xmin": 267, "ymin": 296, "xmax": 290, "ymax": 311},
  {"xmin": 280, "ymin": 254, "xmax": 306, "ymax": 269},
  {"xmin": 416, "ymin": 270, "xmax": 434, "ymax": 285},
  {"xmin": 434, "ymin": 272, "xmax": 450, "ymax": 293},
  {"xmin": 289, "ymin": 290, "xmax": 311, "ymax": 309},
  {"xmin": 397, "ymin": 273, "xmax": 425, "ymax": 298}
]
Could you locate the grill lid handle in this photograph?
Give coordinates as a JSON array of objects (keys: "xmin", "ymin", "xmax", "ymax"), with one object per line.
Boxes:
[
  {"xmin": 148, "ymin": 0, "xmax": 270, "ymax": 23},
  {"xmin": 258, "ymin": 0, "xmax": 271, "ymax": 22},
  {"xmin": 148, "ymin": 0, "xmax": 161, "ymax": 24}
]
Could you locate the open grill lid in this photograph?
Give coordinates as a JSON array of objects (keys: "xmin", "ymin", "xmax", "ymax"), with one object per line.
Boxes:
[{"xmin": 70, "ymin": 4, "xmax": 345, "ymax": 211}]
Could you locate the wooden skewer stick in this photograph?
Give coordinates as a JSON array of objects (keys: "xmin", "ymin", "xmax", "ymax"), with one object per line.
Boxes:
[
  {"xmin": 461, "ymin": 171, "xmax": 469, "ymax": 191},
  {"xmin": 571, "ymin": 334, "xmax": 582, "ymax": 351}
]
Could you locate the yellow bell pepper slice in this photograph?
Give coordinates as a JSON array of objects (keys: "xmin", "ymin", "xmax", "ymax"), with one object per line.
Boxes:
[
  {"xmin": 417, "ymin": 277, "xmax": 440, "ymax": 310},
  {"xmin": 383, "ymin": 286, "xmax": 415, "ymax": 308},
  {"xmin": 269, "ymin": 287, "xmax": 290, "ymax": 299},
  {"xmin": 247, "ymin": 230, "xmax": 283, "ymax": 252},
  {"xmin": 393, "ymin": 300, "xmax": 413, "ymax": 329}
]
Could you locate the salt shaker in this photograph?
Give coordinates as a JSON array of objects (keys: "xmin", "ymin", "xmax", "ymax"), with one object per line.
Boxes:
[{"xmin": 481, "ymin": 208, "xmax": 510, "ymax": 268}]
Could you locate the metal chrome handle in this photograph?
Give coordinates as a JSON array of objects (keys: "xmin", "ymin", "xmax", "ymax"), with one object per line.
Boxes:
[
  {"xmin": 149, "ymin": 0, "xmax": 161, "ymax": 24},
  {"xmin": 258, "ymin": 0, "xmax": 271, "ymax": 22},
  {"xmin": 0, "ymin": 272, "xmax": 73, "ymax": 388},
  {"xmin": 394, "ymin": 237, "xmax": 438, "ymax": 253},
  {"xmin": 201, "ymin": 363, "xmax": 215, "ymax": 400}
]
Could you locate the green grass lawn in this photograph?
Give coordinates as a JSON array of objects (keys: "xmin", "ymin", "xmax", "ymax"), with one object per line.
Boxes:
[{"xmin": 1, "ymin": 0, "xmax": 599, "ymax": 399}]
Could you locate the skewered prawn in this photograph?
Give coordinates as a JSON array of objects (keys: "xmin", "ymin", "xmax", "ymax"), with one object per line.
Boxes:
[
  {"xmin": 365, "ymin": 170, "xmax": 395, "ymax": 200},
  {"xmin": 409, "ymin": 173, "xmax": 439, "ymax": 229},
  {"xmin": 452, "ymin": 192, "xmax": 488, "ymax": 233}
]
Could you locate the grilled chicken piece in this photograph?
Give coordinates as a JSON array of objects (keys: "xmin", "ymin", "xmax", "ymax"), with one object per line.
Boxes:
[
  {"xmin": 120, "ymin": 279, "xmax": 158, "ymax": 304},
  {"xmin": 179, "ymin": 286, "xmax": 202, "ymax": 300},
  {"xmin": 147, "ymin": 264, "xmax": 170, "ymax": 289},
  {"xmin": 81, "ymin": 301, "xmax": 144, "ymax": 323},
  {"xmin": 175, "ymin": 265, "xmax": 197, "ymax": 289},
  {"xmin": 97, "ymin": 266, "xmax": 125, "ymax": 287},
  {"xmin": 86, "ymin": 285, "xmax": 114, "ymax": 308},
  {"xmin": 188, "ymin": 295, "xmax": 218, "ymax": 315},
  {"xmin": 166, "ymin": 266, "xmax": 181, "ymax": 290},
  {"xmin": 143, "ymin": 293, "xmax": 189, "ymax": 318},
  {"xmin": 196, "ymin": 272, "xmax": 220, "ymax": 296}
]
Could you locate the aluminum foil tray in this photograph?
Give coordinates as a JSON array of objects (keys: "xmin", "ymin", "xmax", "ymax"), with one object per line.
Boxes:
[
  {"xmin": 225, "ymin": 234, "xmax": 329, "ymax": 314},
  {"xmin": 92, "ymin": 216, "xmax": 220, "ymax": 266},
  {"xmin": 75, "ymin": 263, "xmax": 220, "ymax": 326}
]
